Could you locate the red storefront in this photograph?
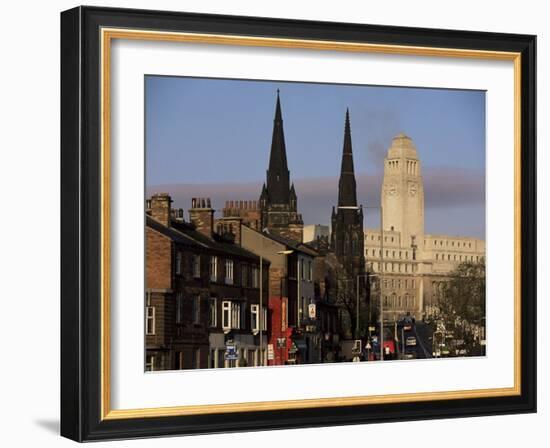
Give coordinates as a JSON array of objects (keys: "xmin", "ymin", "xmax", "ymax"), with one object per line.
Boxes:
[{"xmin": 268, "ymin": 296, "xmax": 294, "ymax": 365}]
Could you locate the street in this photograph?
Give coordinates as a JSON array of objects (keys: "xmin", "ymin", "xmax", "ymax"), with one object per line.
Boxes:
[{"xmin": 412, "ymin": 322, "xmax": 433, "ymax": 359}]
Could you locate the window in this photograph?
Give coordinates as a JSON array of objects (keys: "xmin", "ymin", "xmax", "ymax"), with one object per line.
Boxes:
[
  {"xmin": 241, "ymin": 264, "xmax": 248, "ymax": 287},
  {"xmin": 308, "ymin": 260, "xmax": 313, "ymax": 281},
  {"xmin": 175, "ymin": 251, "xmax": 182, "ymax": 275},
  {"xmin": 192, "ymin": 254, "xmax": 201, "ymax": 278},
  {"xmin": 145, "ymin": 306, "xmax": 155, "ymax": 335},
  {"xmin": 252, "ymin": 266, "xmax": 259, "ymax": 288},
  {"xmin": 192, "ymin": 296, "xmax": 200, "ymax": 324},
  {"xmin": 209, "ymin": 298, "xmax": 217, "ymax": 327},
  {"xmin": 175, "ymin": 293, "xmax": 183, "ymax": 324},
  {"xmin": 232, "ymin": 302, "xmax": 241, "ymax": 329},
  {"xmin": 193, "ymin": 348, "xmax": 201, "ymax": 369},
  {"xmin": 222, "ymin": 301, "xmax": 231, "ymax": 330},
  {"xmin": 145, "ymin": 355, "xmax": 155, "ymax": 372},
  {"xmin": 225, "ymin": 259, "xmax": 234, "ymax": 284},
  {"xmin": 240, "ymin": 302, "xmax": 247, "ymax": 329},
  {"xmin": 222, "ymin": 300, "xmax": 241, "ymax": 330},
  {"xmin": 210, "ymin": 256, "xmax": 218, "ymax": 282},
  {"xmin": 251, "ymin": 304, "xmax": 259, "ymax": 333}
]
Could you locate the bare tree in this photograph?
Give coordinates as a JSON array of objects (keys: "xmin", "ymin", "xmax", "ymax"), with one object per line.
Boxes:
[{"xmin": 441, "ymin": 259, "xmax": 486, "ymax": 325}]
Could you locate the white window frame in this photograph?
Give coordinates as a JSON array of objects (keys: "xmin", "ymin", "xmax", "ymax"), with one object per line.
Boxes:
[
  {"xmin": 222, "ymin": 300, "xmax": 231, "ymax": 330},
  {"xmin": 225, "ymin": 259, "xmax": 234, "ymax": 285},
  {"xmin": 231, "ymin": 302, "xmax": 241, "ymax": 329},
  {"xmin": 145, "ymin": 355, "xmax": 155, "ymax": 372},
  {"xmin": 222, "ymin": 300, "xmax": 242, "ymax": 331},
  {"xmin": 251, "ymin": 304, "xmax": 259, "ymax": 334},
  {"xmin": 145, "ymin": 306, "xmax": 155, "ymax": 335}
]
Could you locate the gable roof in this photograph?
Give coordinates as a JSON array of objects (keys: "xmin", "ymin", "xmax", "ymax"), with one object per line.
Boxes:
[{"xmin": 146, "ymin": 214, "xmax": 268, "ymax": 263}]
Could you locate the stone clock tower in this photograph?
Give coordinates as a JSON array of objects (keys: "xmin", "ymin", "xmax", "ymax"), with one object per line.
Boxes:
[{"xmin": 381, "ymin": 133, "xmax": 425, "ymax": 250}]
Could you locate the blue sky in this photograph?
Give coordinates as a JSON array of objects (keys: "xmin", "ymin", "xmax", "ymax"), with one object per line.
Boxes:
[{"xmin": 146, "ymin": 76, "xmax": 486, "ymax": 238}]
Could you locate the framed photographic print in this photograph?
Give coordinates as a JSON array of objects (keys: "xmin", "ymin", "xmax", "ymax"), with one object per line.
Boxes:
[{"xmin": 60, "ymin": 6, "xmax": 536, "ymax": 441}]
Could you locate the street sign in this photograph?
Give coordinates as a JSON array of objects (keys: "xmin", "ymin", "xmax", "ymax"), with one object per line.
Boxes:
[
  {"xmin": 368, "ymin": 326, "xmax": 376, "ymax": 332},
  {"xmin": 308, "ymin": 303, "xmax": 316, "ymax": 319},
  {"xmin": 352, "ymin": 339, "xmax": 362, "ymax": 354},
  {"xmin": 281, "ymin": 301, "xmax": 287, "ymax": 331},
  {"xmin": 276, "ymin": 337, "xmax": 286, "ymax": 348},
  {"xmin": 225, "ymin": 342, "xmax": 239, "ymax": 360},
  {"xmin": 267, "ymin": 344, "xmax": 274, "ymax": 360},
  {"xmin": 224, "ymin": 345, "xmax": 239, "ymax": 361},
  {"xmin": 365, "ymin": 342, "xmax": 372, "ymax": 350}
]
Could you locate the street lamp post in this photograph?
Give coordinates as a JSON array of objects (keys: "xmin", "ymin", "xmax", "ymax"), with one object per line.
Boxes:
[{"xmin": 358, "ymin": 205, "xmax": 384, "ymax": 361}]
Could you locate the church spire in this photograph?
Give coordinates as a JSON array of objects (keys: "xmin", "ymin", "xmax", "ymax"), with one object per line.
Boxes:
[
  {"xmin": 337, "ymin": 108, "xmax": 358, "ymax": 207},
  {"xmin": 265, "ymin": 89, "xmax": 290, "ymax": 204}
]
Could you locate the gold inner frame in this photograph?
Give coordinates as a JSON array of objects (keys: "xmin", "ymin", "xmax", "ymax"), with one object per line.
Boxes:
[{"xmin": 100, "ymin": 27, "xmax": 522, "ymax": 420}]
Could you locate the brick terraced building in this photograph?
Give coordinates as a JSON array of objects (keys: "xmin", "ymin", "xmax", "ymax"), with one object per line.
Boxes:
[{"xmin": 145, "ymin": 193, "xmax": 269, "ymax": 371}]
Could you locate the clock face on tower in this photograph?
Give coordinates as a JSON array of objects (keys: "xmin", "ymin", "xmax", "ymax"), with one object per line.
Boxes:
[{"xmin": 385, "ymin": 184, "xmax": 397, "ymax": 196}]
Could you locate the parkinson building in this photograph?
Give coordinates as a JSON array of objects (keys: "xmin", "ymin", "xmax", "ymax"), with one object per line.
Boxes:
[{"xmin": 364, "ymin": 133, "xmax": 485, "ymax": 320}]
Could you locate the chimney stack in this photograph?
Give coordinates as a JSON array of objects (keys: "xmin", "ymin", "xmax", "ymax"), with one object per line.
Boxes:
[
  {"xmin": 150, "ymin": 193, "xmax": 172, "ymax": 227},
  {"xmin": 189, "ymin": 197, "xmax": 214, "ymax": 238}
]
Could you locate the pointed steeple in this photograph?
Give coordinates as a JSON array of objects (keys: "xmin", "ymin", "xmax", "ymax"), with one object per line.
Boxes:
[
  {"xmin": 337, "ymin": 109, "xmax": 358, "ymax": 207},
  {"xmin": 265, "ymin": 90, "xmax": 290, "ymax": 204}
]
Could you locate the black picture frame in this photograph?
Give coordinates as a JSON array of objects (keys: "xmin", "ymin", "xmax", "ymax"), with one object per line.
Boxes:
[{"xmin": 61, "ymin": 5, "xmax": 536, "ymax": 442}]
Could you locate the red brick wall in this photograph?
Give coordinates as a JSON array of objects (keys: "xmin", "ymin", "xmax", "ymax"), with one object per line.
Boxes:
[{"xmin": 146, "ymin": 227, "xmax": 172, "ymax": 290}]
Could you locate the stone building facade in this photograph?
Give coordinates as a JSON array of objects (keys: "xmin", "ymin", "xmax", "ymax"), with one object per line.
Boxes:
[{"xmin": 363, "ymin": 134, "xmax": 485, "ymax": 320}]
